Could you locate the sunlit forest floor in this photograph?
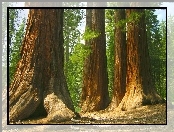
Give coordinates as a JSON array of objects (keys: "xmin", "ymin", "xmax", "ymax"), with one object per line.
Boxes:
[{"xmin": 15, "ymin": 103, "xmax": 168, "ymax": 124}]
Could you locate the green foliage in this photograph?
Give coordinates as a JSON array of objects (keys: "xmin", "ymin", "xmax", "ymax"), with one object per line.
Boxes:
[
  {"xmin": 114, "ymin": 10, "xmax": 143, "ymax": 31},
  {"xmin": 82, "ymin": 26, "xmax": 101, "ymax": 41},
  {"xmin": 66, "ymin": 43, "xmax": 91, "ymax": 112},
  {"xmin": 9, "ymin": 9, "xmax": 26, "ymax": 83},
  {"xmin": 105, "ymin": 9, "xmax": 115, "ymax": 98},
  {"xmin": 127, "ymin": 11, "xmax": 143, "ymax": 23},
  {"xmin": 63, "ymin": 9, "xmax": 83, "ymax": 51},
  {"xmin": 146, "ymin": 9, "xmax": 166, "ymax": 99},
  {"xmin": 115, "ymin": 19, "xmax": 126, "ymax": 31},
  {"xmin": 70, "ymin": 43, "xmax": 91, "ymax": 64},
  {"xmin": 63, "ymin": 8, "xmax": 86, "ymax": 112}
]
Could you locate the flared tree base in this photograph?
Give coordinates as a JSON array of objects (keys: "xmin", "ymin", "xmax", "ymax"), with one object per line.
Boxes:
[{"xmin": 117, "ymin": 89, "xmax": 165, "ymax": 111}]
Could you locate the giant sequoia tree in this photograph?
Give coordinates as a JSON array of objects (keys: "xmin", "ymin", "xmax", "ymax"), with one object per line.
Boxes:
[
  {"xmin": 108, "ymin": 9, "xmax": 126, "ymax": 110},
  {"xmin": 81, "ymin": 8, "xmax": 110, "ymax": 113},
  {"xmin": 117, "ymin": 9, "xmax": 164, "ymax": 111},
  {"xmin": 9, "ymin": 9, "xmax": 75, "ymax": 123}
]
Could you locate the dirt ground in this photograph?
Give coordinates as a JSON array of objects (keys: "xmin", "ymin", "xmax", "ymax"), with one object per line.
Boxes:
[{"xmin": 13, "ymin": 103, "xmax": 167, "ymax": 124}]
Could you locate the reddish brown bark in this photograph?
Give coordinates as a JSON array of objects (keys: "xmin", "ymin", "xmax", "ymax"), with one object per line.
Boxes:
[
  {"xmin": 9, "ymin": 9, "xmax": 75, "ymax": 123},
  {"xmin": 117, "ymin": 9, "xmax": 164, "ymax": 111},
  {"xmin": 81, "ymin": 9, "xmax": 110, "ymax": 113},
  {"xmin": 108, "ymin": 9, "xmax": 126, "ymax": 110}
]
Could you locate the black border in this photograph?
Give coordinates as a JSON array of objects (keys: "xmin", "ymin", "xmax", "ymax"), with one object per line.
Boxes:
[{"xmin": 7, "ymin": 6, "xmax": 167, "ymax": 125}]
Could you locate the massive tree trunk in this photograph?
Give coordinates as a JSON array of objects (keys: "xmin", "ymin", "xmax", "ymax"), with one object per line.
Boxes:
[
  {"xmin": 117, "ymin": 9, "xmax": 164, "ymax": 111},
  {"xmin": 81, "ymin": 8, "xmax": 110, "ymax": 113},
  {"xmin": 108, "ymin": 9, "xmax": 126, "ymax": 110},
  {"xmin": 9, "ymin": 9, "xmax": 75, "ymax": 123}
]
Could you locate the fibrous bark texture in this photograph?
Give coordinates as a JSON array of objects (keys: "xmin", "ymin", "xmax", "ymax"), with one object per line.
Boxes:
[
  {"xmin": 108, "ymin": 9, "xmax": 126, "ymax": 110},
  {"xmin": 81, "ymin": 9, "xmax": 110, "ymax": 113},
  {"xmin": 117, "ymin": 9, "xmax": 164, "ymax": 111},
  {"xmin": 9, "ymin": 9, "xmax": 75, "ymax": 123}
]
